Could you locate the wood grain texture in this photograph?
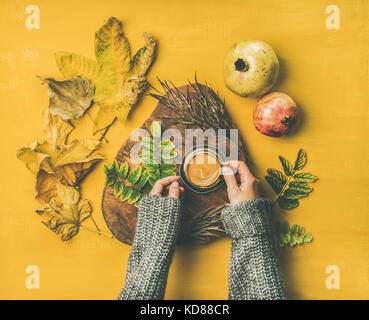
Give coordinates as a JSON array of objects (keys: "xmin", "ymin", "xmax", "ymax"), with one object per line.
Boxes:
[{"xmin": 101, "ymin": 84, "xmax": 246, "ymax": 245}]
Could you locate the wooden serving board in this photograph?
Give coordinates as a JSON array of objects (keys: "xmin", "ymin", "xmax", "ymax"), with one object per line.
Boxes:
[{"xmin": 101, "ymin": 84, "xmax": 247, "ymax": 245}]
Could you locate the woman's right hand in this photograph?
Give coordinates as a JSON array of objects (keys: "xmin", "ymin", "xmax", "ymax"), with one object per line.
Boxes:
[
  {"xmin": 150, "ymin": 175, "xmax": 185, "ymax": 200},
  {"xmin": 222, "ymin": 160, "xmax": 260, "ymax": 204}
]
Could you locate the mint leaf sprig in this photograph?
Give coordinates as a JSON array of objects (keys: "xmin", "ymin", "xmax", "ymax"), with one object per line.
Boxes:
[{"xmin": 265, "ymin": 149, "xmax": 318, "ymax": 210}]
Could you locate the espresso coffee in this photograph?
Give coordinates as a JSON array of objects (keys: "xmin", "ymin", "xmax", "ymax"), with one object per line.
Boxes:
[{"xmin": 186, "ymin": 152, "xmax": 221, "ymax": 188}]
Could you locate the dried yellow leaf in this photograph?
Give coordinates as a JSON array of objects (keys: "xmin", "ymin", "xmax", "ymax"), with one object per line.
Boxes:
[
  {"xmin": 17, "ymin": 109, "xmax": 104, "ymax": 203},
  {"xmin": 36, "ymin": 182, "xmax": 92, "ymax": 241},
  {"xmin": 55, "ymin": 17, "xmax": 157, "ymax": 133}
]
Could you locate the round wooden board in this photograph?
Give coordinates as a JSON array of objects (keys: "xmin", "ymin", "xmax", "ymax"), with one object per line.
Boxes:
[{"xmin": 101, "ymin": 84, "xmax": 247, "ymax": 245}]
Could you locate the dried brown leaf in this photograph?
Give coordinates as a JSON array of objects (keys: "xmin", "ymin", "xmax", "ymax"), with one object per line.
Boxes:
[
  {"xmin": 36, "ymin": 182, "xmax": 92, "ymax": 241},
  {"xmin": 17, "ymin": 109, "xmax": 104, "ymax": 203},
  {"xmin": 40, "ymin": 76, "xmax": 95, "ymax": 120}
]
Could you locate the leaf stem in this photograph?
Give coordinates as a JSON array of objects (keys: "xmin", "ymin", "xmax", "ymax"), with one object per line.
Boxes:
[
  {"xmin": 273, "ymin": 171, "xmax": 296, "ymax": 205},
  {"xmin": 80, "ymin": 225, "xmax": 113, "ymax": 238},
  {"xmin": 98, "ymin": 125, "xmax": 111, "ymax": 143},
  {"xmin": 89, "ymin": 215, "xmax": 101, "ymax": 233},
  {"xmin": 86, "ymin": 111, "xmax": 109, "ymax": 143}
]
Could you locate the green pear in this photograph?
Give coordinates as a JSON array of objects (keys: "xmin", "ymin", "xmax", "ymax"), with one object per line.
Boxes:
[{"xmin": 223, "ymin": 40, "xmax": 279, "ymax": 97}]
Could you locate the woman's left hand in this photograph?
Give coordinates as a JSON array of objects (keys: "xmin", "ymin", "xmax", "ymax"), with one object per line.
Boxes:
[{"xmin": 150, "ymin": 176, "xmax": 185, "ymax": 199}]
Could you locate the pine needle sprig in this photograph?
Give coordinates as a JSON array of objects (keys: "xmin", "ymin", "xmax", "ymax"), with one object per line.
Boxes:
[
  {"xmin": 150, "ymin": 77, "xmax": 233, "ymax": 130},
  {"xmin": 179, "ymin": 203, "xmax": 227, "ymax": 244},
  {"xmin": 149, "ymin": 76, "xmax": 251, "ymax": 165}
]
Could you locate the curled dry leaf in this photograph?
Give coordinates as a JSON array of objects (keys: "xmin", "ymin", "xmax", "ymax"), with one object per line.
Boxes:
[
  {"xmin": 39, "ymin": 76, "xmax": 95, "ymax": 120},
  {"xmin": 36, "ymin": 182, "xmax": 92, "ymax": 241},
  {"xmin": 17, "ymin": 109, "xmax": 104, "ymax": 203},
  {"xmin": 55, "ymin": 17, "xmax": 157, "ymax": 133}
]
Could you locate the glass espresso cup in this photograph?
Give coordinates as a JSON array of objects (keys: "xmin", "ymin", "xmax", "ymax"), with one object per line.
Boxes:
[{"xmin": 180, "ymin": 145, "xmax": 225, "ymax": 194}]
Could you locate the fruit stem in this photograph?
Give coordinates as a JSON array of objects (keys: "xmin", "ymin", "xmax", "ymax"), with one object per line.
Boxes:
[{"xmin": 235, "ymin": 58, "xmax": 249, "ymax": 72}]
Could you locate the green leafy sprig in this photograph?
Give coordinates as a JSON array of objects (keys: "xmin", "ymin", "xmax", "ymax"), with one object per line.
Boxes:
[
  {"xmin": 265, "ymin": 149, "xmax": 319, "ymax": 210},
  {"xmin": 103, "ymin": 121, "xmax": 177, "ymax": 207},
  {"xmin": 276, "ymin": 221, "xmax": 313, "ymax": 247},
  {"xmin": 139, "ymin": 121, "xmax": 177, "ymax": 185},
  {"xmin": 103, "ymin": 160, "xmax": 143, "ymax": 207}
]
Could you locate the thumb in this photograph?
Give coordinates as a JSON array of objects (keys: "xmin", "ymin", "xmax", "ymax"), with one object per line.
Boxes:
[{"xmin": 168, "ymin": 181, "xmax": 180, "ymax": 199}]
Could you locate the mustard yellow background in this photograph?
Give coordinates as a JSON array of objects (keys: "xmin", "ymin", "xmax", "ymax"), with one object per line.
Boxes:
[{"xmin": 0, "ymin": 0, "xmax": 368, "ymax": 299}]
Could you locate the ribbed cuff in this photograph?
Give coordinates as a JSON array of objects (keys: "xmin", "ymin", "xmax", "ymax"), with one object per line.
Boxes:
[
  {"xmin": 136, "ymin": 194, "xmax": 182, "ymax": 244},
  {"xmin": 221, "ymin": 198, "xmax": 273, "ymax": 239}
]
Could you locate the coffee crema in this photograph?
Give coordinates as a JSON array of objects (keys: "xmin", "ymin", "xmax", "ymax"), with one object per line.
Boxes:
[{"xmin": 186, "ymin": 153, "xmax": 221, "ymax": 187}]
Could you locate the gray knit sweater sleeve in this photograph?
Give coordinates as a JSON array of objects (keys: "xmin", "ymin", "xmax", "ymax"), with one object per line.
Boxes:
[
  {"xmin": 221, "ymin": 198, "xmax": 287, "ymax": 300},
  {"xmin": 118, "ymin": 195, "xmax": 286, "ymax": 300},
  {"xmin": 118, "ymin": 194, "xmax": 182, "ymax": 300}
]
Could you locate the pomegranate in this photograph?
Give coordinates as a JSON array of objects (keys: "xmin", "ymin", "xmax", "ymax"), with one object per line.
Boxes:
[
  {"xmin": 223, "ymin": 40, "xmax": 279, "ymax": 97},
  {"xmin": 253, "ymin": 92, "xmax": 298, "ymax": 137}
]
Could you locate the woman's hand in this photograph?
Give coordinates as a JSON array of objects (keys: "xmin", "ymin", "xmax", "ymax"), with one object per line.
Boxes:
[
  {"xmin": 150, "ymin": 175, "xmax": 184, "ymax": 199},
  {"xmin": 222, "ymin": 160, "xmax": 260, "ymax": 204}
]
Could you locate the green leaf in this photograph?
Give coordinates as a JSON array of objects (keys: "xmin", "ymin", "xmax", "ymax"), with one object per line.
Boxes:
[
  {"xmin": 160, "ymin": 169, "xmax": 176, "ymax": 179},
  {"xmin": 267, "ymin": 168, "xmax": 287, "ymax": 184},
  {"xmin": 160, "ymin": 140, "xmax": 174, "ymax": 150},
  {"xmin": 128, "ymin": 189, "xmax": 141, "ymax": 204},
  {"xmin": 162, "ymin": 150, "xmax": 177, "ymax": 160},
  {"xmin": 304, "ymin": 233, "xmax": 313, "ymax": 243},
  {"xmin": 118, "ymin": 162, "xmax": 129, "ymax": 180},
  {"xmin": 141, "ymin": 144, "xmax": 152, "ymax": 154},
  {"xmin": 140, "ymin": 152, "xmax": 154, "ymax": 165},
  {"xmin": 284, "ymin": 188, "xmax": 308, "ymax": 199},
  {"xmin": 142, "ymin": 137, "xmax": 153, "ymax": 147},
  {"xmin": 290, "ymin": 236, "xmax": 297, "ymax": 247},
  {"xmin": 103, "ymin": 164, "xmax": 110, "ymax": 175},
  {"xmin": 121, "ymin": 186, "xmax": 133, "ymax": 201},
  {"xmin": 279, "ymin": 156, "xmax": 294, "ymax": 176},
  {"xmin": 128, "ymin": 166, "xmax": 142, "ymax": 184},
  {"xmin": 294, "ymin": 149, "xmax": 307, "ymax": 170},
  {"xmin": 298, "ymin": 226, "xmax": 305, "ymax": 236},
  {"xmin": 114, "ymin": 181, "xmax": 124, "ymax": 197},
  {"xmin": 151, "ymin": 121, "xmax": 161, "ymax": 139},
  {"xmin": 137, "ymin": 170, "xmax": 150, "ymax": 188},
  {"xmin": 294, "ymin": 172, "xmax": 319, "ymax": 182},
  {"xmin": 276, "ymin": 221, "xmax": 313, "ymax": 248},
  {"xmin": 282, "ymin": 221, "xmax": 290, "ymax": 234},
  {"xmin": 289, "ymin": 181, "xmax": 313, "ymax": 193},
  {"xmin": 110, "ymin": 160, "xmax": 119, "ymax": 175},
  {"xmin": 105, "ymin": 176, "xmax": 115, "ymax": 187},
  {"xmin": 265, "ymin": 175, "xmax": 284, "ymax": 194},
  {"xmin": 149, "ymin": 176, "xmax": 159, "ymax": 186},
  {"xmin": 291, "ymin": 224, "xmax": 299, "ymax": 234},
  {"xmin": 160, "ymin": 162, "xmax": 177, "ymax": 171},
  {"xmin": 134, "ymin": 201, "xmax": 140, "ymax": 208},
  {"xmin": 149, "ymin": 168, "xmax": 160, "ymax": 180},
  {"xmin": 278, "ymin": 196, "xmax": 299, "ymax": 210},
  {"xmin": 143, "ymin": 183, "xmax": 153, "ymax": 193},
  {"xmin": 144, "ymin": 163, "xmax": 159, "ymax": 172},
  {"xmin": 284, "ymin": 233, "xmax": 291, "ymax": 244}
]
